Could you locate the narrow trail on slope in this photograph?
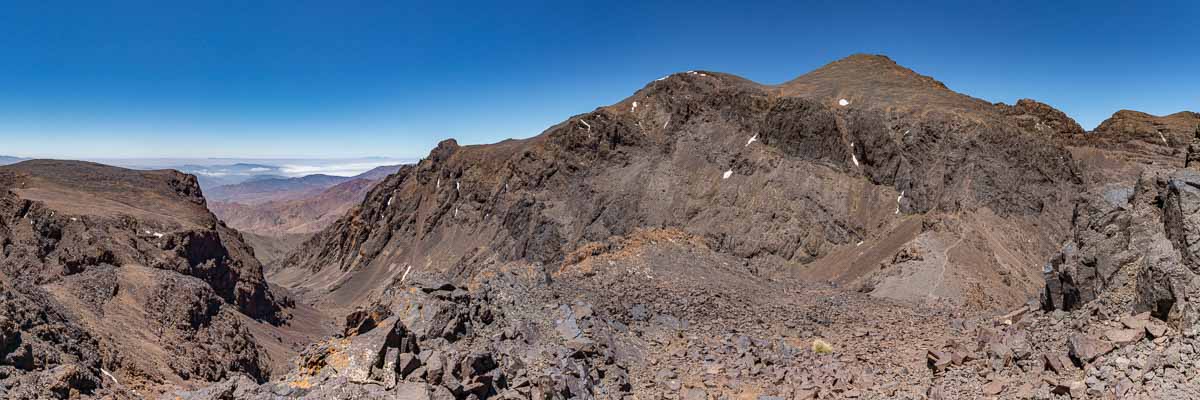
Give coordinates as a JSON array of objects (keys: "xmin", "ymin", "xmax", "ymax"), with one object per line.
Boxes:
[{"xmin": 927, "ymin": 229, "xmax": 968, "ymax": 301}]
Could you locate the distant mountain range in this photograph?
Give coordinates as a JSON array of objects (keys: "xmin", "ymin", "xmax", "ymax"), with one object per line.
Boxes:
[
  {"xmin": 0, "ymin": 155, "xmax": 28, "ymax": 165},
  {"xmin": 207, "ymin": 164, "xmax": 401, "ymax": 239},
  {"xmin": 204, "ymin": 164, "xmax": 402, "ymax": 204}
]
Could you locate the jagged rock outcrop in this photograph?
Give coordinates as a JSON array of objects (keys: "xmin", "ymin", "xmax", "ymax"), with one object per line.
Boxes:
[
  {"xmin": 172, "ymin": 277, "xmax": 633, "ymax": 399},
  {"xmin": 1043, "ymin": 168, "xmax": 1200, "ymax": 336},
  {"xmin": 996, "ymin": 98, "xmax": 1086, "ymax": 137}
]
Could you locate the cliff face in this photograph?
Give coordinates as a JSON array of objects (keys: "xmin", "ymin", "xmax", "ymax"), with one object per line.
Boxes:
[{"xmin": 0, "ymin": 160, "xmax": 281, "ymax": 397}]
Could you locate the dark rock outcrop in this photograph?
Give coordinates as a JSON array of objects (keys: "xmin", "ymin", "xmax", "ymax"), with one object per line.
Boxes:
[{"xmin": 1043, "ymin": 169, "xmax": 1200, "ymax": 336}]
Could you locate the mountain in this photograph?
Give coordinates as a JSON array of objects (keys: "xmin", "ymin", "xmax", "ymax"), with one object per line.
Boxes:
[
  {"xmin": 174, "ymin": 163, "xmax": 286, "ymax": 189},
  {"xmin": 186, "ymin": 54, "xmax": 1170, "ymax": 398},
  {"xmin": 282, "ymin": 55, "xmax": 1080, "ymax": 310},
  {"xmin": 16, "ymin": 54, "xmax": 1191, "ymax": 399},
  {"xmin": 0, "ymin": 160, "xmax": 326, "ymax": 398},
  {"xmin": 205, "ymin": 174, "xmax": 351, "ymax": 204},
  {"xmin": 205, "ymin": 165, "xmax": 403, "ymax": 205},
  {"xmin": 0, "ymin": 155, "xmax": 28, "ymax": 165}
]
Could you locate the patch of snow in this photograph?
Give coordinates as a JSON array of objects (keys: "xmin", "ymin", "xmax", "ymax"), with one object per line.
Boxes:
[
  {"xmin": 1159, "ymin": 131, "xmax": 1168, "ymax": 143},
  {"xmin": 401, "ymin": 265, "xmax": 412, "ymax": 283},
  {"xmin": 454, "ymin": 207, "xmax": 459, "ymax": 217},
  {"xmin": 745, "ymin": 134, "xmax": 758, "ymax": 147},
  {"xmin": 857, "ymin": 241, "xmax": 864, "ymax": 246},
  {"xmin": 153, "ymin": 232, "xmax": 164, "ymax": 238},
  {"xmin": 101, "ymin": 368, "xmax": 119, "ymax": 386},
  {"xmin": 851, "ymin": 155, "xmax": 859, "ymax": 166},
  {"xmin": 838, "ymin": 99, "xmax": 850, "ymax": 106},
  {"xmin": 655, "ymin": 76, "xmax": 667, "ymax": 82},
  {"xmin": 70, "ymin": 217, "xmax": 78, "ymax": 222},
  {"xmin": 579, "ymin": 119, "xmax": 592, "ymax": 131},
  {"xmin": 436, "ymin": 178, "xmax": 441, "ymax": 189},
  {"xmin": 631, "ymin": 101, "xmax": 638, "ymax": 112},
  {"xmin": 387, "ymin": 196, "xmax": 393, "ymax": 206},
  {"xmin": 895, "ymin": 191, "xmax": 905, "ymax": 214},
  {"xmin": 722, "ymin": 169, "xmax": 733, "ymax": 179},
  {"xmin": 456, "ymin": 181, "xmax": 460, "ymax": 191},
  {"xmin": 663, "ymin": 115, "xmax": 670, "ymax": 129}
]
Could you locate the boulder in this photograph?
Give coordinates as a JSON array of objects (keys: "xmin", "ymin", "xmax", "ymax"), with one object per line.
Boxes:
[
  {"xmin": 1068, "ymin": 334, "xmax": 1113, "ymax": 366},
  {"xmin": 1104, "ymin": 328, "xmax": 1145, "ymax": 346}
]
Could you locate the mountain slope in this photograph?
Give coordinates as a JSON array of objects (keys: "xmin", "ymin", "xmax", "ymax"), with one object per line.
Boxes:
[
  {"xmin": 277, "ymin": 55, "xmax": 1081, "ymax": 314},
  {"xmin": 0, "ymin": 160, "xmax": 288, "ymax": 397}
]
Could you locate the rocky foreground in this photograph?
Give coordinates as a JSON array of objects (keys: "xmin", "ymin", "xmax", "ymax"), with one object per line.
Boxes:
[{"xmin": 4, "ymin": 55, "xmax": 1200, "ymax": 399}]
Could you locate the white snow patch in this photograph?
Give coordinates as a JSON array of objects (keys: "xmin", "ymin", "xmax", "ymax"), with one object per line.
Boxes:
[
  {"xmin": 579, "ymin": 119, "xmax": 592, "ymax": 131},
  {"xmin": 655, "ymin": 76, "xmax": 668, "ymax": 82},
  {"xmin": 400, "ymin": 265, "xmax": 412, "ymax": 283},
  {"xmin": 153, "ymin": 232, "xmax": 164, "ymax": 238},
  {"xmin": 436, "ymin": 178, "xmax": 441, "ymax": 189},
  {"xmin": 745, "ymin": 134, "xmax": 758, "ymax": 147},
  {"xmin": 838, "ymin": 99, "xmax": 850, "ymax": 106},
  {"xmin": 454, "ymin": 207, "xmax": 459, "ymax": 217},
  {"xmin": 895, "ymin": 191, "xmax": 905, "ymax": 214},
  {"xmin": 1159, "ymin": 131, "xmax": 1168, "ymax": 143},
  {"xmin": 631, "ymin": 101, "xmax": 638, "ymax": 112},
  {"xmin": 851, "ymin": 155, "xmax": 859, "ymax": 166},
  {"xmin": 722, "ymin": 170, "xmax": 733, "ymax": 179},
  {"xmin": 856, "ymin": 241, "xmax": 864, "ymax": 246},
  {"xmin": 387, "ymin": 196, "xmax": 393, "ymax": 206},
  {"xmin": 70, "ymin": 217, "xmax": 78, "ymax": 222},
  {"xmin": 101, "ymin": 369, "xmax": 120, "ymax": 386},
  {"xmin": 456, "ymin": 181, "xmax": 460, "ymax": 191}
]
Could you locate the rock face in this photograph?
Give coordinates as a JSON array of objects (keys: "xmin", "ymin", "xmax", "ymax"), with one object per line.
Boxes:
[
  {"xmin": 1043, "ymin": 169, "xmax": 1200, "ymax": 336},
  {"xmin": 0, "ymin": 160, "xmax": 283, "ymax": 397}
]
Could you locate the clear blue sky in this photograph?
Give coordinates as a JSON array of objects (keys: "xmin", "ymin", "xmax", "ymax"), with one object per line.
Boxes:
[{"xmin": 1, "ymin": 1, "xmax": 1197, "ymax": 159}]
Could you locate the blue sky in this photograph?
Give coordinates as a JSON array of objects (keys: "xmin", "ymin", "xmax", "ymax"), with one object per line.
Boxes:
[{"xmin": 1, "ymin": 1, "xmax": 1197, "ymax": 159}]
